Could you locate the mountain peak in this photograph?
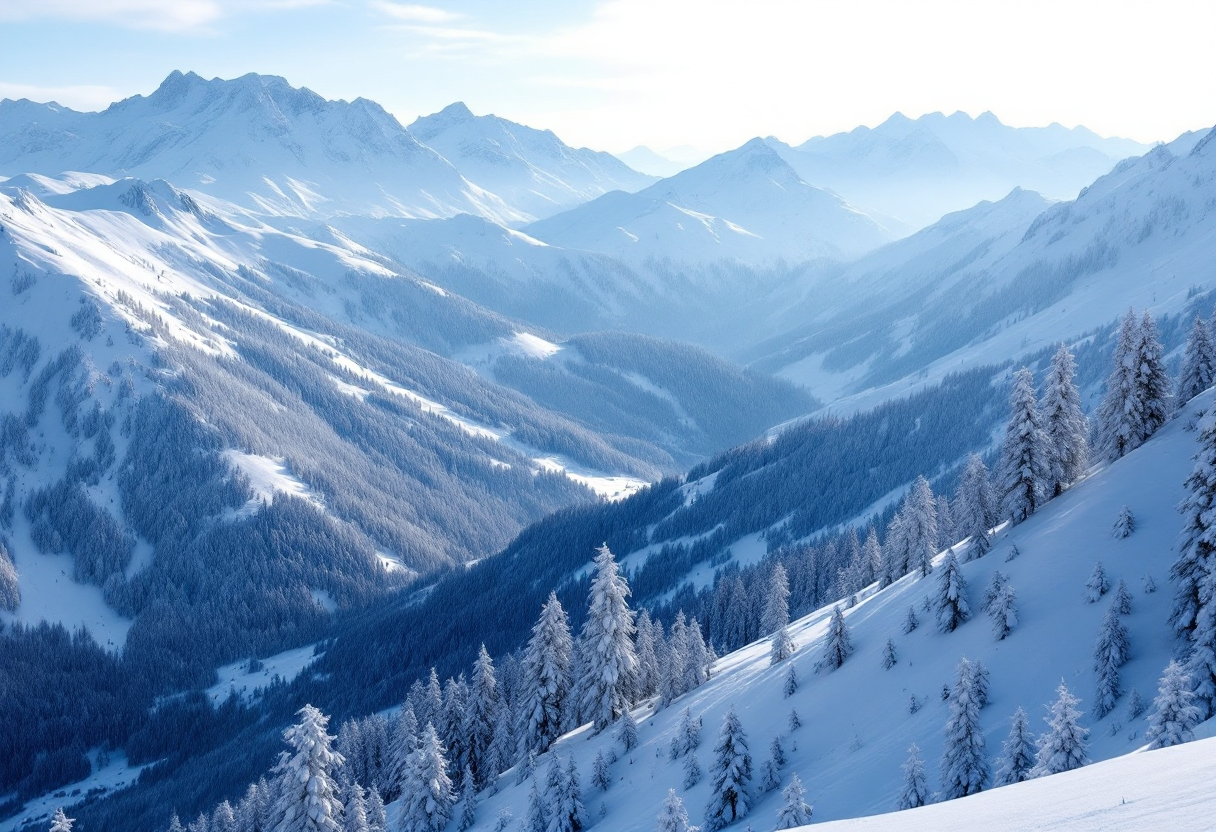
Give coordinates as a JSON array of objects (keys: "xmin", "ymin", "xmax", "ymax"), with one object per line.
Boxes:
[{"xmin": 438, "ymin": 101, "xmax": 475, "ymax": 120}]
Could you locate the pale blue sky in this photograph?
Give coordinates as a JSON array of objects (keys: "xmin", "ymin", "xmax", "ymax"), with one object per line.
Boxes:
[{"xmin": 1, "ymin": 0, "xmax": 1214, "ymax": 154}]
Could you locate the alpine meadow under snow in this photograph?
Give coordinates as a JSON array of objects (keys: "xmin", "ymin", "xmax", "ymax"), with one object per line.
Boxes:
[{"xmin": 1, "ymin": 61, "xmax": 1215, "ymax": 832}]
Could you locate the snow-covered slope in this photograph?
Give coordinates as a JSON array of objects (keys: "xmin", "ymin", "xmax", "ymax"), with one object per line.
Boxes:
[
  {"xmin": 464, "ymin": 390, "xmax": 1212, "ymax": 828},
  {"xmin": 526, "ymin": 139, "xmax": 897, "ymax": 265},
  {"xmin": 409, "ymin": 103, "xmax": 655, "ymax": 221},
  {"xmin": 753, "ymin": 125, "xmax": 1216, "ymax": 410},
  {"xmin": 0, "ymin": 71, "xmax": 524, "ymax": 222},
  {"xmin": 772, "ymin": 111, "xmax": 1150, "ymax": 229}
]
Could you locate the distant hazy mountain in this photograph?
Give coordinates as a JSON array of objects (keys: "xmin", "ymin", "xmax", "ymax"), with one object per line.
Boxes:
[
  {"xmin": 768, "ymin": 110, "xmax": 1150, "ymax": 229},
  {"xmin": 409, "ymin": 102, "xmax": 655, "ymax": 221},
  {"xmin": 526, "ymin": 138, "xmax": 897, "ymax": 264},
  {"xmin": 614, "ymin": 145, "xmax": 693, "ymax": 178},
  {"xmin": 0, "ymin": 71, "xmax": 526, "ymax": 222}
]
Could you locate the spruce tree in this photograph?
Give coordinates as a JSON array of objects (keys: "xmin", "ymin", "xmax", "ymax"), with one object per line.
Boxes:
[
  {"xmin": 669, "ymin": 707, "xmax": 702, "ymax": 760},
  {"xmin": 989, "ymin": 582, "xmax": 1017, "ymax": 641},
  {"xmin": 904, "ymin": 475, "xmax": 939, "ymax": 577},
  {"xmin": 940, "ymin": 657, "xmax": 989, "ymax": 800},
  {"xmin": 578, "ymin": 545, "xmax": 638, "ymax": 731},
  {"xmin": 662, "ymin": 613, "xmax": 689, "ymax": 706},
  {"xmin": 882, "ymin": 638, "xmax": 898, "ymax": 669},
  {"xmin": 1178, "ymin": 314, "xmax": 1216, "ymax": 408},
  {"xmin": 1113, "ymin": 578, "xmax": 1133, "ymax": 615},
  {"xmin": 702, "ymin": 707, "xmax": 753, "ymax": 831},
  {"xmin": 343, "ymin": 784, "xmax": 371, "ymax": 832},
  {"xmin": 465, "ymin": 645, "xmax": 501, "ymax": 789},
  {"xmin": 883, "ymin": 512, "xmax": 910, "ymax": 584},
  {"xmin": 614, "ymin": 709, "xmax": 639, "ymax": 754},
  {"xmin": 1112, "ymin": 505, "xmax": 1135, "ymax": 539},
  {"xmin": 441, "ymin": 677, "xmax": 470, "ymax": 783},
  {"xmin": 1127, "ymin": 688, "xmax": 1146, "ymax": 720},
  {"xmin": 788, "ymin": 708, "xmax": 802, "ymax": 732},
  {"xmin": 1041, "ymin": 343, "xmax": 1089, "ymax": 496},
  {"xmin": 1032, "ymin": 682, "xmax": 1089, "ymax": 777},
  {"xmin": 386, "ymin": 706, "xmax": 419, "ymax": 800},
  {"xmin": 955, "ymin": 454, "xmax": 997, "ymax": 559},
  {"xmin": 1133, "ymin": 310, "xmax": 1172, "ymax": 438},
  {"xmin": 519, "ymin": 592, "xmax": 573, "ymax": 757},
  {"xmin": 366, "ymin": 789, "xmax": 386, "ymax": 832},
  {"xmin": 862, "ymin": 528, "xmax": 883, "ymax": 587},
  {"xmin": 49, "ymin": 809, "xmax": 74, "ymax": 832},
  {"xmin": 770, "ymin": 623, "xmax": 796, "ymax": 666},
  {"xmin": 682, "ymin": 752, "xmax": 702, "ymax": 789},
  {"xmin": 902, "ymin": 606, "xmax": 919, "ymax": 634},
  {"xmin": 635, "ymin": 609, "xmax": 660, "ymax": 700},
  {"xmin": 167, "ymin": 814, "xmax": 184, "ymax": 832},
  {"xmin": 1173, "ymin": 408, "xmax": 1216, "ymax": 637},
  {"xmin": 783, "ymin": 662, "xmax": 798, "ymax": 696},
  {"xmin": 591, "ymin": 750, "xmax": 610, "ymax": 792},
  {"xmin": 1093, "ymin": 604, "xmax": 1130, "ymax": 718},
  {"xmin": 896, "ymin": 744, "xmax": 929, "ymax": 810},
  {"xmin": 456, "ymin": 769, "xmax": 477, "ymax": 832},
  {"xmin": 775, "ymin": 773, "xmax": 813, "ymax": 828},
  {"xmin": 399, "ymin": 723, "xmax": 455, "ymax": 832},
  {"xmin": 820, "ymin": 605, "xmax": 853, "ymax": 670},
  {"xmin": 1146, "ymin": 660, "xmax": 1202, "ymax": 749},
  {"xmin": 1085, "ymin": 562, "xmax": 1110, "ymax": 603},
  {"xmin": 548, "ymin": 757, "xmax": 584, "ymax": 832},
  {"xmin": 762, "ymin": 563, "xmax": 792, "ymax": 635},
  {"xmin": 1097, "ymin": 310, "xmax": 1143, "ymax": 461},
  {"xmin": 656, "ymin": 789, "xmax": 692, "ymax": 832},
  {"xmin": 271, "ymin": 705, "xmax": 345, "ymax": 832},
  {"xmin": 937, "ymin": 493, "xmax": 956, "ymax": 551},
  {"xmin": 999, "ymin": 368, "xmax": 1050, "ymax": 523},
  {"xmin": 934, "ymin": 551, "xmax": 971, "ymax": 633},
  {"xmin": 1187, "ymin": 562, "xmax": 1216, "ymax": 718},
  {"xmin": 760, "ymin": 736, "xmax": 785, "ymax": 793},
  {"xmin": 525, "ymin": 777, "xmax": 547, "ymax": 832},
  {"xmin": 212, "ymin": 801, "xmax": 236, "ymax": 832},
  {"xmin": 685, "ymin": 617, "xmax": 713, "ymax": 688},
  {"xmin": 993, "ymin": 707, "xmax": 1035, "ymax": 786}
]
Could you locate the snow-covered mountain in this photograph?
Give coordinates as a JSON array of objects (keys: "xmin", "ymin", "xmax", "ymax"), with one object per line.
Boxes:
[
  {"xmin": 751, "ymin": 125, "xmax": 1216, "ymax": 410},
  {"xmin": 769, "ymin": 111, "xmax": 1150, "ymax": 230},
  {"xmin": 0, "ymin": 71, "xmax": 525, "ymax": 222},
  {"xmin": 613, "ymin": 146, "xmax": 694, "ymax": 178},
  {"xmin": 525, "ymin": 138, "xmax": 898, "ymax": 265},
  {"xmin": 409, "ymin": 103, "xmax": 655, "ymax": 221}
]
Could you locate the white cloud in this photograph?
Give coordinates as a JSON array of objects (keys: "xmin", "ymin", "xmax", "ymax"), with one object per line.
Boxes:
[
  {"xmin": 371, "ymin": 2, "xmax": 462, "ymax": 23},
  {"xmin": 0, "ymin": 0, "xmax": 329, "ymax": 32}
]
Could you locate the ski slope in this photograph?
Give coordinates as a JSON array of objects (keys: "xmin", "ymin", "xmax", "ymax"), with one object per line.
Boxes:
[{"xmin": 464, "ymin": 390, "xmax": 1214, "ymax": 828}]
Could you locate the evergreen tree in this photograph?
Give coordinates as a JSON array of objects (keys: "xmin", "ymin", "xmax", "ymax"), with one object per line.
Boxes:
[
  {"xmin": 1041, "ymin": 343, "xmax": 1089, "ymax": 496},
  {"xmin": 989, "ymin": 582, "xmax": 1017, "ymax": 641},
  {"xmin": 1178, "ymin": 314, "xmax": 1216, "ymax": 408},
  {"xmin": 1093, "ymin": 603, "xmax": 1130, "ymax": 719},
  {"xmin": 670, "ymin": 707, "xmax": 702, "ymax": 760},
  {"xmin": 787, "ymin": 709, "xmax": 802, "ymax": 732},
  {"xmin": 212, "ymin": 802, "xmax": 236, "ymax": 832},
  {"xmin": 456, "ymin": 768, "xmax": 477, "ymax": 832},
  {"xmin": 421, "ymin": 670, "xmax": 444, "ymax": 735},
  {"xmin": 1187, "ymin": 562, "xmax": 1216, "ymax": 718},
  {"xmin": 902, "ymin": 606, "xmax": 919, "ymax": 634},
  {"xmin": 441, "ymin": 677, "xmax": 470, "ymax": 783},
  {"xmin": 1146, "ymin": 661, "xmax": 1202, "ymax": 749},
  {"xmin": 883, "ymin": 512, "xmax": 910, "ymax": 584},
  {"xmin": 937, "ymin": 493, "xmax": 956, "ymax": 551},
  {"xmin": 366, "ymin": 789, "xmax": 386, "ymax": 832},
  {"xmin": 661, "ymin": 613, "xmax": 689, "ymax": 706},
  {"xmin": 386, "ymin": 706, "xmax": 419, "ymax": 800},
  {"xmin": 686, "ymin": 617, "xmax": 713, "ymax": 689},
  {"xmin": 578, "ymin": 545, "xmax": 639, "ymax": 731},
  {"xmin": 1085, "ymin": 562, "xmax": 1110, "ymax": 603},
  {"xmin": 759, "ymin": 736, "xmax": 785, "ymax": 793},
  {"xmin": 49, "ymin": 809, "xmax": 74, "ymax": 832},
  {"xmin": 1113, "ymin": 578, "xmax": 1133, "ymax": 615},
  {"xmin": 775, "ymin": 773, "xmax": 813, "ymax": 829},
  {"xmin": 656, "ymin": 789, "xmax": 692, "ymax": 832},
  {"xmin": 896, "ymin": 744, "xmax": 929, "ymax": 810},
  {"xmin": 519, "ymin": 592, "xmax": 573, "ymax": 757},
  {"xmin": 934, "ymin": 551, "xmax": 971, "ymax": 633},
  {"xmin": 591, "ymin": 750, "xmax": 611, "ymax": 792},
  {"xmin": 1173, "ymin": 408, "xmax": 1216, "ymax": 638},
  {"xmin": 271, "ymin": 705, "xmax": 345, "ymax": 832},
  {"xmin": 168, "ymin": 814, "xmax": 185, "ymax": 832},
  {"xmin": 1134, "ymin": 310, "xmax": 1172, "ymax": 436},
  {"xmin": 635, "ymin": 609, "xmax": 660, "ymax": 700},
  {"xmin": 614, "ymin": 710, "xmax": 639, "ymax": 754},
  {"xmin": 682, "ymin": 752, "xmax": 702, "ymax": 789},
  {"xmin": 820, "ymin": 605, "xmax": 853, "ymax": 671},
  {"xmin": 702, "ymin": 707, "xmax": 753, "ymax": 831},
  {"xmin": 517, "ymin": 750, "xmax": 536, "ymax": 787},
  {"xmin": 999, "ymin": 368, "xmax": 1050, "ymax": 523},
  {"xmin": 882, "ymin": 638, "xmax": 898, "ymax": 669},
  {"xmin": 955, "ymin": 454, "xmax": 997, "ymax": 559},
  {"xmin": 993, "ymin": 707, "xmax": 1035, "ymax": 786},
  {"xmin": 548, "ymin": 757, "xmax": 584, "ymax": 832},
  {"xmin": 1112, "ymin": 505, "xmax": 1135, "ymax": 539},
  {"xmin": 1032, "ymin": 682, "xmax": 1089, "ymax": 777},
  {"xmin": 762, "ymin": 563, "xmax": 791, "ymax": 635},
  {"xmin": 940, "ymin": 657, "xmax": 989, "ymax": 800},
  {"xmin": 769, "ymin": 624, "xmax": 796, "ymax": 666},
  {"xmin": 904, "ymin": 475, "xmax": 939, "ymax": 577},
  {"xmin": 1096, "ymin": 310, "xmax": 1143, "ymax": 461},
  {"xmin": 862, "ymin": 528, "xmax": 883, "ymax": 587},
  {"xmin": 783, "ymin": 661, "xmax": 798, "ymax": 696},
  {"xmin": 970, "ymin": 659, "xmax": 991, "ymax": 709},
  {"xmin": 343, "ymin": 784, "xmax": 370, "ymax": 832},
  {"xmin": 398, "ymin": 723, "xmax": 455, "ymax": 832},
  {"xmin": 1127, "ymin": 688, "xmax": 1146, "ymax": 720},
  {"xmin": 466, "ymin": 645, "xmax": 501, "ymax": 790},
  {"xmin": 525, "ymin": 777, "xmax": 547, "ymax": 832}
]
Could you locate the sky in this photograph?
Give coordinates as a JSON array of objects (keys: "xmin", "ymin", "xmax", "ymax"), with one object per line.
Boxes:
[{"xmin": 1, "ymin": 0, "xmax": 1214, "ymax": 156}]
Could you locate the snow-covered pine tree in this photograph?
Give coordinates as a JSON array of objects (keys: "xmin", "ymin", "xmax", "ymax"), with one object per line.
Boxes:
[
  {"xmin": 1134, "ymin": 310, "xmax": 1172, "ymax": 434},
  {"xmin": 1187, "ymin": 562, "xmax": 1216, "ymax": 718},
  {"xmin": 940, "ymin": 657, "xmax": 989, "ymax": 800},
  {"xmin": 49, "ymin": 808, "xmax": 74, "ymax": 832},
  {"xmin": 271, "ymin": 705, "xmax": 345, "ymax": 832},
  {"xmin": 862, "ymin": 527, "xmax": 882, "ymax": 587},
  {"xmin": 702, "ymin": 707, "xmax": 753, "ymax": 831},
  {"xmin": 882, "ymin": 638, "xmax": 898, "ymax": 669},
  {"xmin": 981, "ymin": 570, "xmax": 1007, "ymax": 614},
  {"xmin": 788, "ymin": 709, "xmax": 802, "ymax": 732},
  {"xmin": 1085, "ymin": 561, "xmax": 1110, "ymax": 603},
  {"xmin": 990, "ymin": 582, "xmax": 1017, "ymax": 641},
  {"xmin": 1146, "ymin": 660, "xmax": 1202, "ymax": 749},
  {"xmin": 187, "ymin": 813, "xmax": 207, "ymax": 832},
  {"xmin": 934, "ymin": 551, "xmax": 971, "ymax": 633},
  {"xmin": 525, "ymin": 777, "xmax": 547, "ymax": 832},
  {"xmin": 1032, "ymin": 682, "xmax": 1089, "ymax": 777},
  {"xmin": 456, "ymin": 768, "xmax": 477, "ymax": 832},
  {"xmin": 591, "ymin": 750, "xmax": 610, "ymax": 792},
  {"xmin": 760, "ymin": 736, "xmax": 785, "ymax": 792},
  {"xmin": 441, "ymin": 677, "xmax": 470, "ymax": 783},
  {"xmin": 635, "ymin": 609, "xmax": 660, "ymax": 700},
  {"xmin": 783, "ymin": 662, "xmax": 798, "ymax": 696},
  {"xmin": 999, "ymin": 368, "xmax": 1050, "ymax": 523},
  {"xmin": 820, "ymin": 605, "xmax": 853, "ymax": 670},
  {"xmin": 1093, "ymin": 603, "xmax": 1130, "ymax": 718},
  {"xmin": 1113, "ymin": 578, "xmax": 1133, "ymax": 615},
  {"xmin": 1112, "ymin": 505, "xmax": 1135, "ymax": 539},
  {"xmin": 902, "ymin": 606, "xmax": 919, "ymax": 634},
  {"xmin": 519, "ymin": 592, "xmax": 573, "ymax": 758},
  {"xmin": 904, "ymin": 475, "xmax": 939, "ymax": 577},
  {"xmin": 398, "ymin": 723, "xmax": 455, "ymax": 832},
  {"xmin": 1173, "ymin": 407, "xmax": 1216, "ymax": 638},
  {"xmin": 682, "ymin": 752, "xmax": 702, "ymax": 789},
  {"xmin": 167, "ymin": 813, "xmax": 184, "ymax": 832},
  {"xmin": 548, "ymin": 757, "xmax": 584, "ymax": 832},
  {"xmin": 937, "ymin": 493, "xmax": 956, "ymax": 551},
  {"xmin": 970, "ymin": 659, "xmax": 991, "ymax": 708},
  {"xmin": 343, "ymin": 784, "xmax": 370, "ymax": 832},
  {"xmin": 212, "ymin": 802, "xmax": 236, "ymax": 832},
  {"xmin": 1096, "ymin": 310, "xmax": 1143, "ymax": 461},
  {"xmin": 656, "ymin": 789, "xmax": 692, "ymax": 832},
  {"xmin": 1127, "ymin": 688, "xmax": 1146, "ymax": 720},
  {"xmin": 993, "ymin": 707, "xmax": 1035, "ymax": 786},
  {"xmin": 614, "ymin": 709, "xmax": 639, "ymax": 753},
  {"xmin": 1041, "ymin": 343, "xmax": 1089, "ymax": 497},
  {"xmin": 578, "ymin": 545, "xmax": 639, "ymax": 731},
  {"xmin": 955, "ymin": 454, "xmax": 997, "ymax": 559},
  {"xmin": 366, "ymin": 788, "xmax": 386, "ymax": 832},
  {"xmin": 386, "ymin": 706, "xmax": 419, "ymax": 800},
  {"xmin": 769, "ymin": 624, "xmax": 795, "ymax": 666},
  {"xmin": 670, "ymin": 707, "xmax": 702, "ymax": 760},
  {"xmin": 661, "ymin": 613, "xmax": 689, "ymax": 706},
  {"xmin": 896, "ymin": 744, "xmax": 929, "ymax": 810},
  {"xmin": 882, "ymin": 512, "xmax": 909, "ymax": 585},
  {"xmin": 517, "ymin": 750, "xmax": 537, "ymax": 787},
  {"xmin": 1178, "ymin": 314, "xmax": 1216, "ymax": 409},
  {"xmin": 466, "ymin": 644, "xmax": 501, "ymax": 790},
  {"xmin": 775, "ymin": 773, "xmax": 813, "ymax": 828},
  {"xmin": 686, "ymin": 617, "xmax": 713, "ymax": 688},
  {"xmin": 762, "ymin": 563, "xmax": 791, "ymax": 635}
]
